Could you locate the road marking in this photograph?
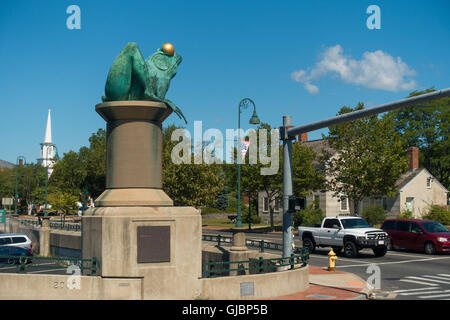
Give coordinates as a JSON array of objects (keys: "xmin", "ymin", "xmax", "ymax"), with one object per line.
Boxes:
[
  {"xmin": 394, "ymin": 287, "xmax": 440, "ymax": 293},
  {"xmin": 399, "ymin": 279, "xmax": 439, "ymax": 286},
  {"xmin": 398, "ymin": 289, "xmax": 450, "ymax": 296},
  {"xmin": 404, "ymin": 276, "xmax": 450, "ymax": 285},
  {"xmin": 336, "ymin": 256, "xmax": 450, "ymax": 268},
  {"xmin": 386, "ymin": 252, "xmax": 432, "ymax": 258},
  {"xmin": 438, "ymin": 274, "xmax": 450, "ymax": 278},
  {"xmin": 418, "ymin": 293, "xmax": 450, "ymax": 299},
  {"xmin": 421, "ymin": 275, "xmax": 450, "ymax": 281}
]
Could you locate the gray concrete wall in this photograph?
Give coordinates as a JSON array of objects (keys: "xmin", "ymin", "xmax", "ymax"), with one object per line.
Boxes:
[
  {"xmin": 0, "ymin": 274, "xmax": 142, "ymax": 300},
  {"xmin": 200, "ymin": 265, "xmax": 309, "ymax": 300}
]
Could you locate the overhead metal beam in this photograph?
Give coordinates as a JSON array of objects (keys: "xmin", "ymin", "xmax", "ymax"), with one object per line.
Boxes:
[{"xmin": 287, "ymin": 88, "xmax": 450, "ymax": 138}]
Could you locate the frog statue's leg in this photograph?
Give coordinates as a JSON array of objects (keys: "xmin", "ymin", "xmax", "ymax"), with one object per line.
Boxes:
[{"xmin": 102, "ymin": 43, "xmax": 151, "ymax": 101}]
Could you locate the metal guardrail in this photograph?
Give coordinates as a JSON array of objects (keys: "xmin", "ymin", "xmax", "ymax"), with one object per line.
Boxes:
[
  {"xmin": 0, "ymin": 254, "xmax": 100, "ymax": 276},
  {"xmin": 18, "ymin": 219, "xmax": 82, "ymax": 232},
  {"xmin": 202, "ymin": 253, "xmax": 308, "ymax": 278},
  {"xmin": 49, "ymin": 222, "xmax": 81, "ymax": 232},
  {"xmin": 202, "ymin": 234, "xmax": 286, "ymax": 252}
]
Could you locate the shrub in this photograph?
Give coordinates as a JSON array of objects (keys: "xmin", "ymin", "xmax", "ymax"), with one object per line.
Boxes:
[
  {"xmin": 293, "ymin": 205, "xmax": 324, "ymax": 227},
  {"xmin": 242, "ymin": 213, "xmax": 261, "ymax": 224},
  {"xmin": 397, "ymin": 209, "xmax": 413, "ymax": 219},
  {"xmin": 422, "ymin": 205, "xmax": 450, "ymax": 225},
  {"xmin": 361, "ymin": 205, "xmax": 386, "ymax": 226}
]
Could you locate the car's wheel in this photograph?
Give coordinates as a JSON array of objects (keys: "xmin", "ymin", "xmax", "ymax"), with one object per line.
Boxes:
[
  {"xmin": 7, "ymin": 258, "xmax": 16, "ymax": 265},
  {"xmin": 302, "ymin": 237, "xmax": 316, "ymax": 254},
  {"xmin": 373, "ymin": 246, "xmax": 387, "ymax": 257},
  {"xmin": 343, "ymin": 241, "xmax": 359, "ymax": 258},
  {"xmin": 424, "ymin": 242, "xmax": 436, "ymax": 255}
]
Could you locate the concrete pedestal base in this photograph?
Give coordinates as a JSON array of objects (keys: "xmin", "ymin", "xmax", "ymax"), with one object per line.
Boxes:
[{"xmin": 82, "ymin": 206, "xmax": 202, "ymax": 299}]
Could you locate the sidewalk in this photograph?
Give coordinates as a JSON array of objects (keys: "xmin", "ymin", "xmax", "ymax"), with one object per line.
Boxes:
[{"xmin": 272, "ymin": 266, "xmax": 369, "ymax": 300}]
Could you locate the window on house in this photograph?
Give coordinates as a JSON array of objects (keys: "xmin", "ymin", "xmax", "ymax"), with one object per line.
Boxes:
[
  {"xmin": 382, "ymin": 197, "xmax": 388, "ymax": 211},
  {"xmin": 274, "ymin": 198, "xmax": 281, "ymax": 212},
  {"xmin": 406, "ymin": 197, "xmax": 414, "ymax": 212},
  {"xmin": 340, "ymin": 197, "xmax": 348, "ymax": 211},
  {"xmin": 263, "ymin": 197, "xmax": 269, "ymax": 212},
  {"xmin": 314, "ymin": 195, "xmax": 320, "ymax": 209},
  {"xmin": 426, "ymin": 177, "xmax": 432, "ymax": 189}
]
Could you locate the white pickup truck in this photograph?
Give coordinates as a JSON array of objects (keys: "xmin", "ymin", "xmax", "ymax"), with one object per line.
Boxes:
[{"xmin": 298, "ymin": 216, "xmax": 390, "ymax": 258}]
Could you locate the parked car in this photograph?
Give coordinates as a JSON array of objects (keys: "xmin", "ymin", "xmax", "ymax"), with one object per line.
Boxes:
[
  {"xmin": 0, "ymin": 234, "xmax": 32, "ymax": 251},
  {"xmin": 381, "ymin": 219, "xmax": 450, "ymax": 254},
  {"xmin": 298, "ymin": 215, "xmax": 390, "ymax": 258},
  {"xmin": 0, "ymin": 245, "xmax": 33, "ymax": 264}
]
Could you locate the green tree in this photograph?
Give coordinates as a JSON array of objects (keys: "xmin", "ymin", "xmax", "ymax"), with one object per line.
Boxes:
[
  {"xmin": 162, "ymin": 125, "xmax": 225, "ymax": 207},
  {"xmin": 51, "ymin": 151, "xmax": 87, "ymax": 196},
  {"xmin": 15, "ymin": 164, "xmax": 46, "ymax": 210},
  {"xmin": 322, "ymin": 103, "xmax": 409, "ymax": 214},
  {"xmin": 81, "ymin": 128, "xmax": 107, "ymax": 198},
  {"xmin": 0, "ymin": 168, "xmax": 15, "ymax": 199},
  {"xmin": 47, "ymin": 190, "xmax": 78, "ymax": 221},
  {"xmin": 361, "ymin": 205, "xmax": 386, "ymax": 226},
  {"xmin": 388, "ymin": 88, "xmax": 450, "ymax": 190},
  {"xmin": 292, "ymin": 141, "xmax": 325, "ymax": 198}
]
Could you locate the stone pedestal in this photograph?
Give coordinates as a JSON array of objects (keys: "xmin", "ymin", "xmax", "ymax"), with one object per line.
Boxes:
[
  {"xmin": 82, "ymin": 101, "xmax": 202, "ymax": 299},
  {"xmin": 39, "ymin": 217, "xmax": 51, "ymax": 257},
  {"xmin": 229, "ymin": 228, "xmax": 251, "ymax": 276}
]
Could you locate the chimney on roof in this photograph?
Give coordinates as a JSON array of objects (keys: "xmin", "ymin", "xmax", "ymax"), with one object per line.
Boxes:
[
  {"xmin": 407, "ymin": 147, "xmax": 419, "ymax": 171},
  {"xmin": 298, "ymin": 132, "xmax": 308, "ymax": 142}
]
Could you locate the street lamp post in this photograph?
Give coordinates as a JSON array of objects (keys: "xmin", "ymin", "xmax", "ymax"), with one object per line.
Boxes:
[
  {"xmin": 236, "ymin": 98, "xmax": 260, "ymax": 228},
  {"xmin": 14, "ymin": 156, "xmax": 26, "ymax": 215},
  {"xmin": 44, "ymin": 145, "xmax": 57, "ymax": 217}
]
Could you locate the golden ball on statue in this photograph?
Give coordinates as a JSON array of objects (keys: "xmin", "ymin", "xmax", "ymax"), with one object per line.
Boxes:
[{"xmin": 162, "ymin": 43, "xmax": 175, "ymax": 56}]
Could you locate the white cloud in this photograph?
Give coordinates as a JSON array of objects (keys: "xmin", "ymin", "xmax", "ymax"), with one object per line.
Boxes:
[{"xmin": 291, "ymin": 45, "xmax": 417, "ymax": 94}]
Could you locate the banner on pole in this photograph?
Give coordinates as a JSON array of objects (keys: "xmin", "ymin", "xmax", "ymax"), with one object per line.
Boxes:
[
  {"xmin": 48, "ymin": 168, "xmax": 54, "ymax": 179},
  {"xmin": 241, "ymin": 141, "xmax": 250, "ymax": 160}
]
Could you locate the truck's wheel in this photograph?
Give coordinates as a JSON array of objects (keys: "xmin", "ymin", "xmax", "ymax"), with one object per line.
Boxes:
[
  {"xmin": 343, "ymin": 241, "xmax": 358, "ymax": 258},
  {"xmin": 373, "ymin": 246, "xmax": 387, "ymax": 257},
  {"xmin": 303, "ymin": 237, "xmax": 315, "ymax": 254},
  {"xmin": 332, "ymin": 246, "xmax": 342, "ymax": 254}
]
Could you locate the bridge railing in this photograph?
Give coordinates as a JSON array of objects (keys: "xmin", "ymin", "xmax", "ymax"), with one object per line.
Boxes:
[{"xmin": 0, "ymin": 254, "xmax": 100, "ymax": 276}]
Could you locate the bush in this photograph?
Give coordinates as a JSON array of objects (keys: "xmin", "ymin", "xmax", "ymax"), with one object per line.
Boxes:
[
  {"xmin": 361, "ymin": 205, "xmax": 386, "ymax": 226},
  {"xmin": 397, "ymin": 209, "xmax": 413, "ymax": 219},
  {"xmin": 422, "ymin": 205, "xmax": 450, "ymax": 225},
  {"xmin": 293, "ymin": 205, "xmax": 324, "ymax": 227},
  {"xmin": 242, "ymin": 214, "xmax": 261, "ymax": 224}
]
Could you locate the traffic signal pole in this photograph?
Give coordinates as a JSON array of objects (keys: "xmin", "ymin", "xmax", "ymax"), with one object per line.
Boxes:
[{"xmin": 280, "ymin": 88, "xmax": 450, "ymax": 256}]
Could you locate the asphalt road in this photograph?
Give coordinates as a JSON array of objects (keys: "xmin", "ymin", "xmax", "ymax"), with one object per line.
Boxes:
[{"xmin": 204, "ymin": 230, "xmax": 450, "ymax": 300}]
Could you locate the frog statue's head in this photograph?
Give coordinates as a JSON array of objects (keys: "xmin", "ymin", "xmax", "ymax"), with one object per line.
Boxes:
[{"xmin": 146, "ymin": 43, "xmax": 182, "ymax": 79}]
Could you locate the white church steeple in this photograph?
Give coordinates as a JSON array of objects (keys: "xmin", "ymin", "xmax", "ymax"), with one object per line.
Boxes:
[{"xmin": 38, "ymin": 109, "xmax": 56, "ymax": 168}]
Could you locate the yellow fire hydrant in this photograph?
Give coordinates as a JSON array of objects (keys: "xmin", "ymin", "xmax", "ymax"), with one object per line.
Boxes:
[{"xmin": 328, "ymin": 248, "xmax": 338, "ymax": 271}]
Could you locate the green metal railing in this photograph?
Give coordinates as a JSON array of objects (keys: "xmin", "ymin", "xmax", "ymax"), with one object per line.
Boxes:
[
  {"xmin": 202, "ymin": 252, "xmax": 308, "ymax": 278},
  {"xmin": 49, "ymin": 222, "xmax": 81, "ymax": 232},
  {"xmin": 0, "ymin": 254, "xmax": 100, "ymax": 276},
  {"xmin": 18, "ymin": 219, "xmax": 82, "ymax": 232},
  {"xmin": 202, "ymin": 234, "xmax": 290, "ymax": 253},
  {"xmin": 19, "ymin": 219, "xmax": 40, "ymax": 227}
]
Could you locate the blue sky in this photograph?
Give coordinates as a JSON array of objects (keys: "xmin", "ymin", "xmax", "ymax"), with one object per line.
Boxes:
[{"xmin": 1, "ymin": 0, "xmax": 449, "ymax": 164}]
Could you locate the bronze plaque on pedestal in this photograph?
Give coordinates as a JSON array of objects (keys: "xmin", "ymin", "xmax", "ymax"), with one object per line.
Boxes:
[{"xmin": 137, "ymin": 226, "xmax": 170, "ymax": 263}]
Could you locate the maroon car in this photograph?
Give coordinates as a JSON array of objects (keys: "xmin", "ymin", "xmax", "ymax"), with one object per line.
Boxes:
[{"xmin": 381, "ymin": 219, "xmax": 450, "ymax": 254}]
